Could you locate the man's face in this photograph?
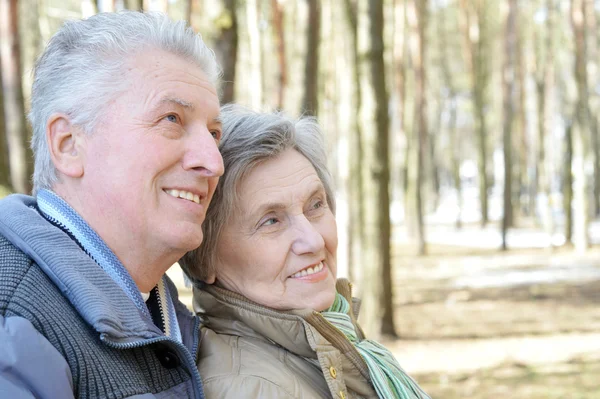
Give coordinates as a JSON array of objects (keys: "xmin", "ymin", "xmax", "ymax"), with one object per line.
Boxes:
[{"xmin": 79, "ymin": 49, "xmax": 223, "ymax": 264}]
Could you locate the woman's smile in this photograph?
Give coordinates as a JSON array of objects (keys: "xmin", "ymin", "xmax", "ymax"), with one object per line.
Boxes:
[{"xmin": 289, "ymin": 261, "xmax": 328, "ymax": 282}]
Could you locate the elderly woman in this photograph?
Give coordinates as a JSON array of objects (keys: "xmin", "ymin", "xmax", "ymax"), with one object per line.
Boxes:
[{"xmin": 180, "ymin": 105, "xmax": 429, "ymax": 399}]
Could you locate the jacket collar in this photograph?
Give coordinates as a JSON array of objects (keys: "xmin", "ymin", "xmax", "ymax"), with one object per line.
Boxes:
[
  {"xmin": 194, "ymin": 279, "xmax": 359, "ymax": 359},
  {"xmin": 0, "ymin": 194, "xmax": 196, "ymax": 348}
]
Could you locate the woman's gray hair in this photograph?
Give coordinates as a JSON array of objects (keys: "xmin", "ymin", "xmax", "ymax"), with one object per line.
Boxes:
[
  {"xmin": 180, "ymin": 104, "xmax": 336, "ymax": 283},
  {"xmin": 29, "ymin": 11, "xmax": 220, "ymax": 194}
]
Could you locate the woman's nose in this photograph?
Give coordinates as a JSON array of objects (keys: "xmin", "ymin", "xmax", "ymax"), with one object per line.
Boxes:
[{"xmin": 291, "ymin": 216, "xmax": 325, "ymax": 255}]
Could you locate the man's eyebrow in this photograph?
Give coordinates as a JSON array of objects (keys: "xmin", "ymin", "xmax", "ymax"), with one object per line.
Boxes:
[{"xmin": 154, "ymin": 96, "xmax": 195, "ymax": 111}]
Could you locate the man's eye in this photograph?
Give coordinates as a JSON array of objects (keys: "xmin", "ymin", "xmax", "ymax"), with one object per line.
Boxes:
[{"xmin": 164, "ymin": 114, "xmax": 179, "ymax": 123}]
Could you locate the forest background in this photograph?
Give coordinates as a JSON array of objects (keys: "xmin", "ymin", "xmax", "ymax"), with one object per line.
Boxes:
[{"xmin": 1, "ymin": 0, "xmax": 600, "ymax": 397}]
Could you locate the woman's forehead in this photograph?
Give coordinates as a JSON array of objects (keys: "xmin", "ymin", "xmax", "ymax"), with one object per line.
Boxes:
[{"xmin": 235, "ymin": 156, "xmax": 323, "ymax": 215}]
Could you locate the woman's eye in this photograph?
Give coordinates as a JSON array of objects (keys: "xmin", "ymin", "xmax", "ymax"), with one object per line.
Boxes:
[
  {"xmin": 261, "ymin": 217, "xmax": 279, "ymax": 227},
  {"xmin": 309, "ymin": 199, "xmax": 325, "ymax": 212},
  {"xmin": 210, "ymin": 130, "xmax": 222, "ymax": 141}
]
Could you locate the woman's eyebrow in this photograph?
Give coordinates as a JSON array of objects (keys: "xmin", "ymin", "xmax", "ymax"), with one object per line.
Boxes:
[
  {"xmin": 251, "ymin": 185, "xmax": 325, "ymax": 216},
  {"xmin": 250, "ymin": 202, "xmax": 287, "ymax": 220},
  {"xmin": 209, "ymin": 120, "xmax": 222, "ymax": 130},
  {"xmin": 308, "ymin": 185, "xmax": 325, "ymax": 198}
]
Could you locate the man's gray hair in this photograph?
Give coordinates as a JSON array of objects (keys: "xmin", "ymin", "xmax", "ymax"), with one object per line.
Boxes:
[
  {"xmin": 180, "ymin": 104, "xmax": 336, "ymax": 283},
  {"xmin": 29, "ymin": 11, "xmax": 220, "ymax": 193}
]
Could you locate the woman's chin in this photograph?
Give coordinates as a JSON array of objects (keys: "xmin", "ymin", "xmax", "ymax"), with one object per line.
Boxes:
[{"xmin": 313, "ymin": 290, "xmax": 337, "ymax": 312}]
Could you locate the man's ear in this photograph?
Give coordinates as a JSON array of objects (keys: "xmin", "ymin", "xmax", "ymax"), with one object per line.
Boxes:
[{"xmin": 47, "ymin": 114, "xmax": 85, "ymax": 179}]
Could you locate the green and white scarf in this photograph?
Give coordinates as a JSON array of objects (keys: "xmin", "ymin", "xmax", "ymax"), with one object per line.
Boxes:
[{"xmin": 322, "ymin": 293, "xmax": 430, "ymax": 399}]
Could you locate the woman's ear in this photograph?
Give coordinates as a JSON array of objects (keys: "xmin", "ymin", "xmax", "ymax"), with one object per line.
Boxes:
[
  {"xmin": 204, "ymin": 272, "xmax": 216, "ymax": 285},
  {"xmin": 47, "ymin": 114, "xmax": 85, "ymax": 178}
]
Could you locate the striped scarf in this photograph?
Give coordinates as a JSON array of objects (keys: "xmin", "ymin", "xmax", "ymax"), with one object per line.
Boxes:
[
  {"xmin": 322, "ymin": 293, "xmax": 430, "ymax": 399},
  {"xmin": 36, "ymin": 189, "xmax": 182, "ymax": 343}
]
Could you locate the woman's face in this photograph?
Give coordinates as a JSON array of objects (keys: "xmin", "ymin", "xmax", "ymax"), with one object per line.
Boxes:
[{"xmin": 213, "ymin": 148, "xmax": 338, "ymax": 311}]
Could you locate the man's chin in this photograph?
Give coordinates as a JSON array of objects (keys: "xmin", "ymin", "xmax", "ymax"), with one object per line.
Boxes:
[{"xmin": 164, "ymin": 229, "xmax": 204, "ymax": 255}]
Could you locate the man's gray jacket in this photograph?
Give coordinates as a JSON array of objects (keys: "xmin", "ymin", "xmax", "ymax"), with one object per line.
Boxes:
[{"xmin": 0, "ymin": 194, "xmax": 205, "ymax": 398}]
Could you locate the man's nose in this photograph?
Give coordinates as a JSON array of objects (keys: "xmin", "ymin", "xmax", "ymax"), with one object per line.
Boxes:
[{"xmin": 182, "ymin": 127, "xmax": 224, "ymax": 177}]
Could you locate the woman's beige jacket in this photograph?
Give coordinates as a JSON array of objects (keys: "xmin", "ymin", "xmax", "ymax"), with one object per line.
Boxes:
[{"xmin": 194, "ymin": 279, "xmax": 378, "ymax": 399}]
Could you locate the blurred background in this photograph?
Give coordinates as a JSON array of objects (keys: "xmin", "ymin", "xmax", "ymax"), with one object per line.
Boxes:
[{"xmin": 1, "ymin": 0, "xmax": 600, "ymax": 397}]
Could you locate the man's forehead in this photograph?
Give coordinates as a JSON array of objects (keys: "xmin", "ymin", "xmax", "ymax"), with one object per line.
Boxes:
[{"xmin": 125, "ymin": 50, "xmax": 218, "ymax": 98}]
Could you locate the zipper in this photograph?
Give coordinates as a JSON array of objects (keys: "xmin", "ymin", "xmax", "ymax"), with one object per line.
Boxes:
[
  {"xmin": 191, "ymin": 314, "xmax": 201, "ymax": 361},
  {"xmin": 101, "ymin": 334, "xmax": 205, "ymax": 399}
]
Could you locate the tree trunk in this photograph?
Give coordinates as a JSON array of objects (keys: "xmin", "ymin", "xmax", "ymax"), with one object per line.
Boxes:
[
  {"xmin": 370, "ymin": 0, "xmax": 395, "ymax": 337},
  {"xmin": 246, "ymin": 0, "xmax": 263, "ymax": 109},
  {"xmin": 0, "ymin": 0, "xmax": 31, "ymax": 194},
  {"xmin": 186, "ymin": 0, "xmax": 202, "ymax": 30},
  {"xmin": 515, "ymin": 10, "xmax": 528, "ymax": 218},
  {"xmin": 585, "ymin": 0, "xmax": 600, "ymax": 216},
  {"xmin": 450, "ymin": 98, "xmax": 462, "ymax": 229},
  {"xmin": 563, "ymin": 120, "xmax": 574, "ymax": 245},
  {"xmin": 213, "ymin": 0, "xmax": 238, "ymax": 104},
  {"xmin": 429, "ymin": 102, "xmax": 441, "ymax": 211},
  {"xmin": 438, "ymin": 2, "xmax": 461, "ymax": 229},
  {"xmin": 302, "ymin": 0, "xmax": 321, "ymax": 115},
  {"xmin": 460, "ymin": 0, "xmax": 490, "ymax": 227},
  {"xmin": 475, "ymin": 85, "xmax": 489, "ymax": 228},
  {"xmin": 535, "ymin": 77, "xmax": 544, "ymax": 224},
  {"xmin": 501, "ymin": 0, "xmax": 517, "ymax": 250},
  {"xmin": 407, "ymin": 0, "xmax": 427, "ymax": 255},
  {"xmin": 0, "ymin": 57, "xmax": 9, "ymax": 189},
  {"xmin": 541, "ymin": 0, "xmax": 556, "ymax": 245},
  {"xmin": 571, "ymin": 0, "xmax": 591, "ymax": 251},
  {"xmin": 356, "ymin": 0, "xmax": 395, "ymax": 338},
  {"xmin": 271, "ymin": 0, "xmax": 287, "ymax": 110},
  {"xmin": 97, "ymin": 0, "xmax": 116, "ymax": 12},
  {"xmin": 398, "ymin": 0, "xmax": 409, "ymax": 203},
  {"xmin": 125, "ymin": 0, "xmax": 143, "ymax": 10},
  {"xmin": 343, "ymin": 0, "xmax": 365, "ymax": 284}
]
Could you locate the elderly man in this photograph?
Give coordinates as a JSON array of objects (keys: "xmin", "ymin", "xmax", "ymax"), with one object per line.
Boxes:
[{"xmin": 0, "ymin": 11, "xmax": 223, "ymax": 398}]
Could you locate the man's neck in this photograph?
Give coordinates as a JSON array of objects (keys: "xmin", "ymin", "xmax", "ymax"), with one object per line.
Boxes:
[{"xmin": 38, "ymin": 188, "xmax": 174, "ymax": 295}]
